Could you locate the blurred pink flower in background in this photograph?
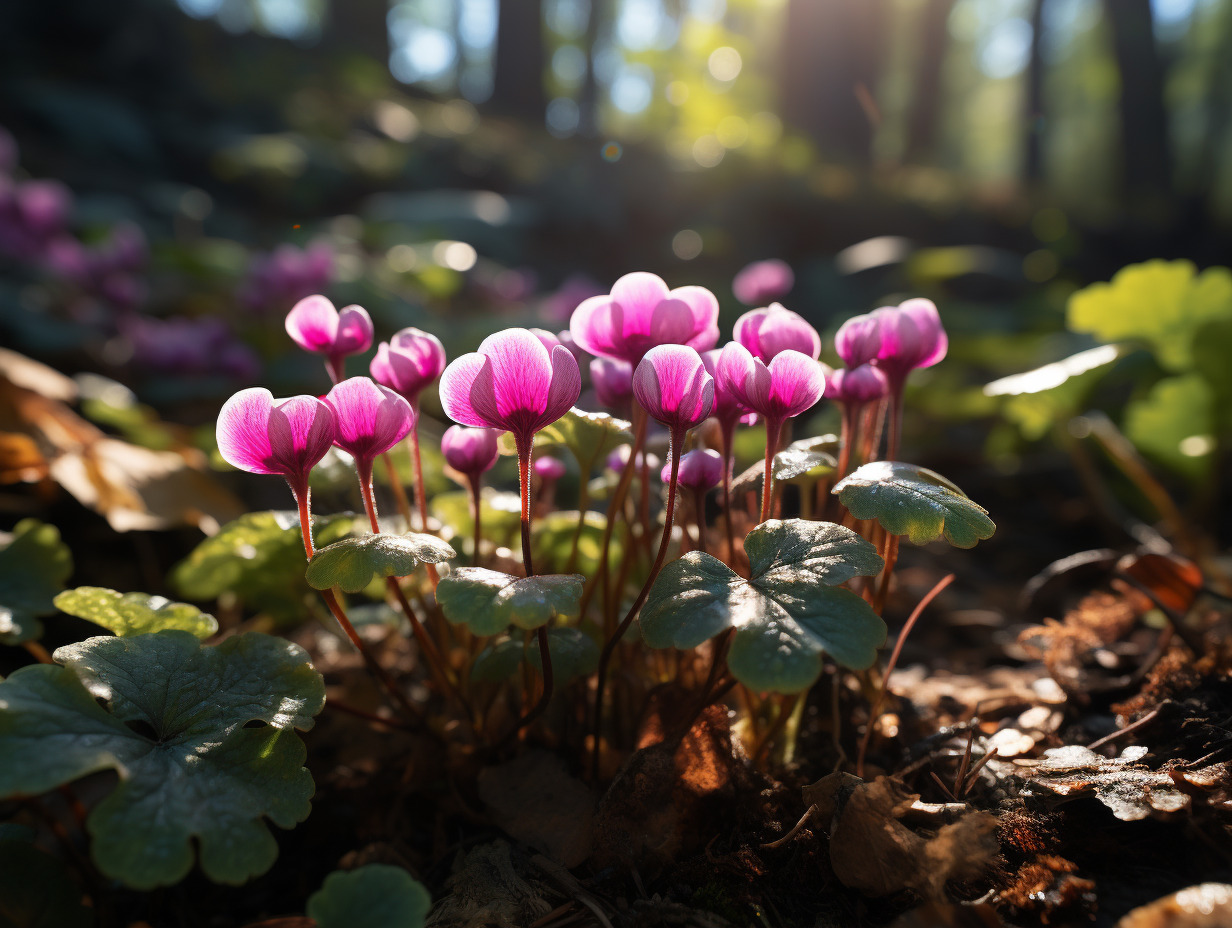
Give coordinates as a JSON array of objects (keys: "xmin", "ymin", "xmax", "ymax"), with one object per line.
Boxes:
[
  {"xmin": 732, "ymin": 259, "xmax": 793, "ymax": 306},
  {"xmin": 240, "ymin": 241, "xmax": 334, "ymax": 312}
]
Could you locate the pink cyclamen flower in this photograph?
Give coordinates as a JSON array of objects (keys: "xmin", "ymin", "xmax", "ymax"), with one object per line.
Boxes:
[
  {"xmin": 717, "ymin": 343, "xmax": 828, "ymax": 425},
  {"xmin": 632, "ymin": 345, "xmax": 714, "ymax": 437},
  {"xmin": 834, "ymin": 312, "xmax": 883, "ymax": 368},
  {"xmin": 873, "ymin": 298, "xmax": 948, "ymax": 382},
  {"xmin": 732, "ymin": 259, "xmax": 794, "ymax": 306},
  {"xmin": 529, "ymin": 328, "xmax": 561, "ymax": 352},
  {"xmin": 216, "ymin": 388, "xmax": 336, "ymax": 495},
  {"xmin": 733, "ymin": 302, "xmax": 822, "ymax": 362},
  {"xmin": 570, "ymin": 271, "xmax": 719, "ymax": 365},
  {"xmin": 534, "ymin": 456, "xmax": 567, "ymax": 481},
  {"xmin": 285, "ymin": 295, "xmax": 374, "ymax": 382},
  {"xmin": 439, "ymin": 328, "xmax": 581, "ymax": 454},
  {"xmin": 667, "ymin": 448, "xmax": 723, "ymax": 491},
  {"xmin": 324, "ymin": 377, "xmax": 417, "ymax": 471},
  {"xmin": 607, "ymin": 446, "xmax": 660, "ymax": 474},
  {"xmin": 441, "ymin": 425, "xmax": 499, "ymax": 477},
  {"xmin": 702, "ymin": 349, "xmax": 756, "ymax": 434},
  {"xmin": 590, "ymin": 357, "xmax": 633, "ymax": 409},
  {"xmin": 370, "ymin": 327, "xmax": 447, "ymax": 405},
  {"xmin": 827, "ymin": 363, "xmax": 889, "ymax": 405}
]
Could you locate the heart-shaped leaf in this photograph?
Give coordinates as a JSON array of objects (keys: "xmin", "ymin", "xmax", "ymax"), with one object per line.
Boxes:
[
  {"xmin": 0, "ymin": 519, "xmax": 72, "ymax": 645},
  {"xmin": 833, "ymin": 461, "xmax": 995, "ymax": 548},
  {"xmin": 0, "ymin": 631, "xmax": 325, "ymax": 889},
  {"xmin": 470, "ymin": 627, "xmax": 599, "ymax": 683},
  {"xmin": 54, "ymin": 586, "xmax": 218, "ymax": 639},
  {"xmin": 437, "ymin": 568, "xmax": 584, "ymax": 634},
  {"xmin": 773, "ymin": 448, "xmax": 837, "ymax": 482},
  {"xmin": 171, "ymin": 511, "xmax": 354, "ymax": 621},
  {"xmin": 306, "ymin": 864, "xmax": 431, "ymax": 928},
  {"xmin": 641, "ymin": 519, "xmax": 886, "ymax": 692},
  {"xmin": 499, "ymin": 407, "xmax": 632, "ymax": 473},
  {"xmin": 306, "ymin": 533, "xmax": 456, "ymax": 593}
]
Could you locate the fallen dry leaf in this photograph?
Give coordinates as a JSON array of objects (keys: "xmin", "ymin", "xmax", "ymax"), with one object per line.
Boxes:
[
  {"xmin": 0, "ymin": 349, "xmax": 241, "ymax": 532},
  {"xmin": 1116, "ymin": 883, "xmax": 1232, "ymax": 927},
  {"xmin": 806, "ymin": 772, "xmax": 999, "ymax": 898}
]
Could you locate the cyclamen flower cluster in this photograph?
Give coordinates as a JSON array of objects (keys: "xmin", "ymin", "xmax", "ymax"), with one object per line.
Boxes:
[
  {"xmin": 0, "ymin": 126, "xmax": 148, "ymax": 311},
  {"xmin": 239, "ymin": 241, "xmax": 334, "ymax": 313}
]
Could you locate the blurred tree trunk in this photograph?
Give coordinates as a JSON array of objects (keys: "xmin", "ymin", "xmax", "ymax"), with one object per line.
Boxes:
[
  {"xmin": 579, "ymin": 0, "xmax": 609, "ymax": 136},
  {"xmin": 1023, "ymin": 0, "xmax": 1046, "ymax": 183},
  {"xmin": 903, "ymin": 0, "xmax": 955, "ymax": 163},
  {"xmin": 778, "ymin": 0, "xmax": 888, "ymax": 165},
  {"xmin": 319, "ymin": 0, "xmax": 388, "ymax": 64},
  {"xmin": 490, "ymin": 0, "xmax": 546, "ymax": 122},
  {"xmin": 1102, "ymin": 0, "xmax": 1172, "ymax": 198}
]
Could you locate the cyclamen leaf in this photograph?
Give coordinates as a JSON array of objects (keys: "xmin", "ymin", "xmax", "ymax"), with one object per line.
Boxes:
[
  {"xmin": 306, "ymin": 533, "xmax": 456, "ymax": 593},
  {"xmin": 437, "ymin": 568, "xmax": 584, "ymax": 634},
  {"xmin": 470, "ymin": 628, "xmax": 599, "ymax": 683},
  {"xmin": 773, "ymin": 448, "xmax": 837, "ymax": 482},
  {"xmin": 833, "ymin": 461, "xmax": 995, "ymax": 548},
  {"xmin": 307, "ymin": 864, "xmax": 431, "ymax": 928},
  {"xmin": 0, "ymin": 631, "xmax": 326, "ymax": 889},
  {"xmin": 54, "ymin": 586, "xmax": 218, "ymax": 639},
  {"xmin": 641, "ymin": 519, "xmax": 885, "ymax": 693},
  {"xmin": 170, "ymin": 510, "xmax": 354, "ymax": 621},
  {"xmin": 0, "ymin": 519, "xmax": 72, "ymax": 645}
]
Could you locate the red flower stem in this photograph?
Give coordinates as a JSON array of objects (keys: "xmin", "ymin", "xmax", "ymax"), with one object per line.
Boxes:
[
  {"xmin": 408, "ymin": 421, "xmax": 440, "ymax": 589},
  {"xmin": 291, "ymin": 481, "xmax": 419, "ymax": 722},
  {"xmin": 592, "ymin": 429, "xmax": 682, "ymax": 778},
  {"xmin": 886, "ymin": 382, "xmax": 904, "ymax": 462},
  {"xmin": 874, "ymin": 533, "xmax": 901, "ymax": 614},
  {"xmin": 761, "ymin": 418, "xmax": 784, "ymax": 524},
  {"xmin": 353, "ymin": 469, "xmax": 468, "ymax": 713},
  {"xmin": 639, "ymin": 450, "xmax": 652, "ymax": 557},
  {"xmin": 693, "ymin": 486, "xmax": 708, "ymax": 556},
  {"xmin": 856, "ymin": 572, "xmax": 955, "ymax": 778},
  {"xmin": 514, "ymin": 436, "xmax": 554, "ymax": 731},
  {"xmin": 720, "ymin": 420, "xmax": 738, "ymax": 568},
  {"xmin": 579, "ymin": 410, "xmax": 647, "ymax": 619},
  {"xmin": 837, "ymin": 403, "xmax": 858, "ymax": 482},
  {"xmin": 469, "ymin": 472, "xmax": 484, "ymax": 566},
  {"xmin": 22, "ymin": 640, "xmax": 54, "ymax": 664}
]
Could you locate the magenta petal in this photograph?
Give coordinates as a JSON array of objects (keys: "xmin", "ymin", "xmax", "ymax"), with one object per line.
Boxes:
[
  {"xmin": 285, "ymin": 295, "xmax": 339, "ymax": 353},
  {"xmin": 267, "ymin": 395, "xmax": 337, "ymax": 475},
  {"xmin": 534, "ymin": 456, "xmax": 567, "ymax": 480},
  {"xmin": 539, "ymin": 343, "xmax": 582, "ymax": 427},
  {"xmin": 610, "ymin": 272, "xmax": 671, "ymax": 326},
  {"xmin": 717, "ymin": 342, "xmax": 758, "ymax": 411},
  {"xmin": 333, "ymin": 304, "xmax": 374, "ymax": 356},
  {"xmin": 686, "ymin": 321, "xmax": 721, "ymax": 353},
  {"xmin": 216, "ymin": 388, "xmax": 276, "ymax": 475},
  {"xmin": 733, "ymin": 308, "xmax": 769, "ymax": 356},
  {"xmin": 634, "ymin": 345, "xmax": 713, "ymax": 431},
  {"xmin": 670, "ymin": 448, "xmax": 724, "ymax": 490},
  {"xmin": 477, "ymin": 329, "xmax": 555, "ymax": 423},
  {"xmin": 569, "ymin": 294, "xmax": 620, "ymax": 358},
  {"xmin": 767, "ymin": 350, "xmax": 827, "ymax": 419},
  {"xmin": 648, "ymin": 298, "xmax": 699, "ymax": 347},
  {"xmin": 325, "ymin": 377, "xmax": 416, "ymax": 462},
  {"xmin": 370, "ymin": 342, "xmax": 396, "ymax": 388},
  {"xmin": 439, "ymin": 352, "xmax": 492, "ymax": 428},
  {"xmin": 529, "ymin": 328, "xmax": 562, "ymax": 352},
  {"xmin": 835, "ymin": 312, "xmax": 883, "ymax": 367},
  {"xmin": 441, "ymin": 425, "xmax": 500, "ymax": 476},
  {"xmin": 897, "ymin": 298, "xmax": 947, "ymax": 369},
  {"xmin": 376, "ymin": 328, "xmax": 447, "ymax": 400},
  {"xmin": 590, "ymin": 357, "xmax": 633, "ymax": 408},
  {"xmin": 669, "ymin": 285, "xmax": 720, "ymax": 335}
]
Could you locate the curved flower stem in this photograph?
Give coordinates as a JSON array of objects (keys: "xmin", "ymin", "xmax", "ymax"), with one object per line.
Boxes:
[
  {"xmin": 408, "ymin": 421, "xmax": 440, "ymax": 590},
  {"xmin": 353, "ymin": 467, "xmax": 469, "ymax": 714},
  {"xmin": 874, "ymin": 534, "xmax": 900, "ymax": 613},
  {"xmin": 290, "ymin": 480, "xmax": 420, "ymax": 723},
  {"xmin": 513, "ymin": 436, "xmax": 554, "ymax": 731},
  {"xmin": 693, "ymin": 487, "xmax": 708, "ymax": 556},
  {"xmin": 592, "ymin": 429, "xmax": 682, "ymax": 778},
  {"xmin": 22, "ymin": 640, "xmax": 54, "ymax": 664},
  {"xmin": 469, "ymin": 473, "xmax": 484, "ymax": 566},
  {"xmin": 761, "ymin": 418, "xmax": 784, "ymax": 525},
  {"xmin": 886, "ymin": 385, "xmax": 904, "ymax": 462},
  {"xmin": 720, "ymin": 420, "xmax": 737, "ymax": 568},
  {"xmin": 837, "ymin": 403, "xmax": 859, "ymax": 482},
  {"xmin": 857, "ymin": 572, "xmax": 955, "ymax": 778},
  {"xmin": 579, "ymin": 410, "xmax": 647, "ymax": 619}
]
